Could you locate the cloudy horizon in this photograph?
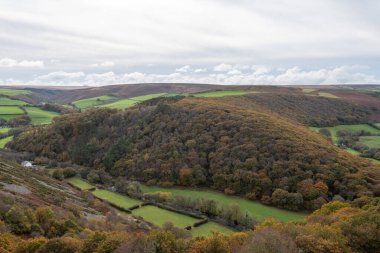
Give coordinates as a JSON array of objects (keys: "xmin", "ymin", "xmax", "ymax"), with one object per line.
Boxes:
[{"xmin": 1, "ymin": 0, "xmax": 380, "ymax": 86}]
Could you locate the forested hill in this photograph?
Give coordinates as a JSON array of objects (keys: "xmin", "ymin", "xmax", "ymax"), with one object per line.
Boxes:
[{"xmin": 10, "ymin": 96, "xmax": 380, "ymax": 211}]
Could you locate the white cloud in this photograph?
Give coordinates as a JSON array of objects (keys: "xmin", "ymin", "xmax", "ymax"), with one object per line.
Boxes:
[
  {"xmin": 4, "ymin": 65, "xmax": 377, "ymax": 86},
  {"xmin": 213, "ymin": 64, "xmax": 233, "ymax": 72},
  {"xmin": 175, "ymin": 65, "xmax": 192, "ymax": 73},
  {"xmin": 91, "ymin": 61, "xmax": 115, "ymax": 67},
  {"xmin": 0, "ymin": 58, "xmax": 44, "ymax": 68}
]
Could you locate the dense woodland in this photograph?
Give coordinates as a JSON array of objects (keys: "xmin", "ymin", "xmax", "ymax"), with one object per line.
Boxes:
[
  {"xmin": 10, "ymin": 97, "xmax": 380, "ymax": 211},
  {"xmin": 243, "ymin": 93, "xmax": 373, "ymax": 127}
]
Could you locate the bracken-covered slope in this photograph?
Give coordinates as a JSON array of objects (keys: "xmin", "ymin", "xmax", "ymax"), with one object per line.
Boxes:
[{"xmin": 10, "ymin": 97, "xmax": 380, "ymax": 211}]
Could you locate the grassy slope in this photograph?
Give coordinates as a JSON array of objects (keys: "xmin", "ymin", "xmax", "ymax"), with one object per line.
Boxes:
[
  {"xmin": 193, "ymin": 90, "xmax": 248, "ymax": 97},
  {"xmin": 92, "ymin": 189, "xmax": 142, "ymax": 208},
  {"xmin": 140, "ymin": 185, "xmax": 306, "ymax": 222},
  {"xmin": 311, "ymin": 124, "xmax": 380, "ymax": 143},
  {"xmin": 0, "ymin": 106, "xmax": 24, "ymax": 115},
  {"xmin": 0, "ymin": 97, "xmax": 28, "ymax": 106},
  {"xmin": 132, "ymin": 205, "xmax": 198, "ymax": 228},
  {"xmin": 0, "ymin": 128, "xmax": 11, "ymax": 134},
  {"xmin": 359, "ymin": 136, "xmax": 380, "ymax": 149},
  {"xmin": 191, "ymin": 222, "xmax": 234, "ymax": 237},
  {"xmin": 0, "ymin": 88, "xmax": 30, "ymax": 96},
  {"xmin": 67, "ymin": 177, "xmax": 95, "ymax": 190},
  {"xmin": 73, "ymin": 95, "xmax": 118, "ymax": 109},
  {"xmin": 24, "ymin": 107, "xmax": 59, "ymax": 125},
  {"xmin": 98, "ymin": 99, "xmax": 138, "ymax": 109},
  {"xmin": 0, "ymin": 136, "xmax": 13, "ymax": 148}
]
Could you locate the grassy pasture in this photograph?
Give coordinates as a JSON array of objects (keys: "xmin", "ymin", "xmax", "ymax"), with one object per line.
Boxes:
[
  {"xmin": 0, "ymin": 106, "xmax": 24, "ymax": 115},
  {"xmin": 0, "ymin": 128, "xmax": 11, "ymax": 134},
  {"xmin": 192, "ymin": 90, "xmax": 248, "ymax": 97},
  {"xmin": 67, "ymin": 177, "xmax": 95, "ymax": 190},
  {"xmin": 359, "ymin": 136, "xmax": 380, "ymax": 149},
  {"xmin": 140, "ymin": 185, "xmax": 306, "ymax": 222},
  {"xmin": 302, "ymin": 88, "xmax": 317, "ymax": 93},
  {"xmin": 24, "ymin": 107, "xmax": 59, "ymax": 125},
  {"xmin": 311, "ymin": 124, "xmax": 380, "ymax": 144},
  {"xmin": 92, "ymin": 189, "xmax": 142, "ymax": 209},
  {"xmin": 128, "ymin": 93, "xmax": 167, "ymax": 101},
  {"xmin": 132, "ymin": 205, "xmax": 199, "ymax": 228},
  {"xmin": 99, "ymin": 99, "xmax": 137, "ymax": 109},
  {"xmin": 0, "ymin": 115, "xmax": 22, "ymax": 120},
  {"xmin": 73, "ymin": 95, "xmax": 118, "ymax": 109},
  {"xmin": 0, "ymin": 88, "xmax": 30, "ymax": 96},
  {"xmin": 0, "ymin": 136, "xmax": 13, "ymax": 149},
  {"xmin": 0, "ymin": 97, "xmax": 28, "ymax": 106},
  {"xmin": 191, "ymin": 221, "xmax": 234, "ymax": 237}
]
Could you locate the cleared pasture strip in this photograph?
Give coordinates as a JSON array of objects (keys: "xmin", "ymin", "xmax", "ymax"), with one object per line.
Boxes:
[
  {"xmin": 132, "ymin": 205, "xmax": 198, "ymax": 228},
  {"xmin": 0, "ymin": 128, "xmax": 11, "ymax": 134},
  {"xmin": 0, "ymin": 97, "xmax": 28, "ymax": 106},
  {"xmin": 73, "ymin": 95, "xmax": 118, "ymax": 109},
  {"xmin": 359, "ymin": 136, "xmax": 380, "ymax": 149},
  {"xmin": 98, "ymin": 99, "xmax": 137, "ymax": 109},
  {"xmin": 191, "ymin": 221, "xmax": 234, "ymax": 237},
  {"xmin": 24, "ymin": 107, "xmax": 59, "ymax": 125},
  {"xmin": 0, "ymin": 136, "xmax": 13, "ymax": 149},
  {"xmin": 92, "ymin": 189, "xmax": 142, "ymax": 209},
  {"xmin": 140, "ymin": 185, "xmax": 306, "ymax": 222},
  {"xmin": 67, "ymin": 177, "xmax": 95, "ymax": 190},
  {"xmin": 0, "ymin": 106, "xmax": 24, "ymax": 115},
  {"xmin": 0, "ymin": 88, "xmax": 30, "ymax": 96}
]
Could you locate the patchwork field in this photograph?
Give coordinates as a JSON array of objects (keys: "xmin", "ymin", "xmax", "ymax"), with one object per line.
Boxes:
[
  {"xmin": 128, "ymin": 93, "xmax": 167, "ymax": 101},
  {"xmin": 132, "ymin": 205, "xmax": 199, "ymax": 228},
  {"xmin": 311, "ymin": 124, "xmax": 380, "ymax": 143},
  {"xmin": 99, "ymin": 99, "xmax": 138, "ymax": 109},
  {"xmin": 0, "ymin": 97, "xmax": 28, "ymax": 106},
  {"xmin": 0, "ymin": 136, "xmax": 13, "ymax": 149},
  {"xmin": 359, "ymin": 136, "xmax": 380, "ymax": 149},
  {"xmin": 0, "ymin": 106, "xmax": 24, "ymax": 115},
  {"xmin": 318, "ymin": 92, "xmax": 339, "ymax": 98},
  {"xmin": 140, "ymin": 185, "xmax": 306, "ymax": 222},
  {"xmin": 67, "ymin": 177, "xmax": 95, "ymax": 190},
  {"xmin": 0, "ymin": 128, "xmax": 11, "ymax": 134},
  {"xmin": 191, "ymin": 221, "xmax": 234, "ymax": 237},
  {"xmin": 192, "ymin": 90, "xmax": 248, "ymax": 97},
  {"xmin": 24, "ymin": 107, "xmax": 59, "ymax": 124},
  {"xmin": 92, "ymin": 189, "xmax": 142, "ymax": 209},
  {"xmin": 0, "ymin": 88, "xmax": 30, "ymax": 96},
  {"xmin": 73, "ymin": 95, "xmax": 118, "ymax": 109}
]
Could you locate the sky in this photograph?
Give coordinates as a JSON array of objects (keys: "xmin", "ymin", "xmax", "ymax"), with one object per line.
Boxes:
[{"xmin": 0, "ymin": 0, "xmax": 380, "ymax": 86}]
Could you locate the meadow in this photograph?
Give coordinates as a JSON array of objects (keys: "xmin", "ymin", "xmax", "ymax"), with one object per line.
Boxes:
[
  {"xmin": 98, "ymin": 99, "xmax": 137, "ymax": 109},
  {"xmin": 24, "ymin": 107, "xmax": 59, "ymax": 125},
  {"xmin": 132, "ymin": 205, "xmax": 199, "ymax": 228},
  {"xmin": 191, "ymin": 221, "xmax": 234, "ymax": 237},
  {"xmin": 359, "ymin": 136, "xmax": 380, "ymax": 149},
  {"xmin": 0, "ymin": 136, "xmax": 13, "ymax": 149},
  {"xmin": 0, "ymin": 97, "xmax": 28, "ymax": 106},
  {"xmin": 92, "ymin": 189, "xmax": 142, "ymax": 209},
  {"xmin": 0, "ymin": 88, "xmax": 30, "ymax": 96},
  {"xmin": 67, "ymin": 177, "xmax": 95, "ymax": 190},
  {"xmin": 0, "ymin": 128, "xmax": 11, "ymax": 134},
  {"xmin": 0, "ymin": 106, "xmax": 24, "ymax": 115},
  {"xmin": 311, "ymin": 124, "xmax": 380, "ymax": 143},
  {"xmin": 192, "ymin": 90, "xmax": 248, "ymax": 97},
  {"xmin": 140, "ymin": 185, "xmax": 306, "ymax": 222},
  {"xmin": 73, "ymin": 95, "xmax": 118, "ymax": 109}
]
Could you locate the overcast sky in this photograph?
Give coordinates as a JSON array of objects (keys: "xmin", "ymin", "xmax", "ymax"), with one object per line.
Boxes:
[{"xmin": 1, "ymin": 0, "xmax": 380, "ymax": 86}]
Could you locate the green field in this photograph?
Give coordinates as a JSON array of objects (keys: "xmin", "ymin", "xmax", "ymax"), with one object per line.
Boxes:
[
  {"xmin": 140, "ymin": 185, "xmax": 306, "ymax": 222},
  {"xmin": 73, "ymin": 95, "xmax": 118, "ymax": 109},
  {"xmin": 67, "ymin": 177, "xmax": 95, "ymax": 190},
  {"xmin": 0, "ymin": 136, "xmax": 13, "ymax": 149},
  {"xmin": 191, "ymin": 221, "xmax": 234, "ymax": 237},
  {"xmin": 0, "ymin": 128, "xmax": 11, "ymax": 134},
  {"xmin": 0, "ymin": 106, "xmax": 24, "ymax": 115},
  {"xmin": 132, "ymin": 205, "xmax": 199, "ymax": 228},
  {"xmin": 0, "ymin": 97, "xmax": 28, "ymax": 106},
  {"xmin": 359, "ymin": 136, "xmax": 380, "ymax": 149},
  {"xmin": 318, "ymin": 92, "xmax": 339, "ymax": 98},
  {"xmin": 311, "ymin": 124, "xmax": 380, "ymax": 144},
  {"xmin": 99, "ymin": 99, "xmax": 138, "ymax": 109},
  {"xmin": 24, "ymin": 107, "xmax": 59, "ymax": 125},
  {"xmin": 128, "ymin": 93, "xmax": 167, "ymax": 101},
  {"xmin": 92, "ymin": 189, "xmax": 142, "ymax": 209},
  {"xmin": 192, "ymin": 90, "xmax": 248, "ymax": 97},
  {"xmin": 0, "ymin": 88, "xmax": 30, "ymax": 96}
]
